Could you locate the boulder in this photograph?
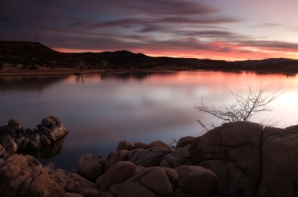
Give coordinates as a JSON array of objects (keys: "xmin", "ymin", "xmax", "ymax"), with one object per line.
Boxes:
[
  {"xmin": 115, "ymin": 181, "xmax": 156, "ymax": 197},
  {"xmin": 133, "ymin": 142, "xmax": 150, "ymax": 149},
  {"xmin": 38, "ymin": 116, "xmax": 68, "ymax": 139},
  {"xmin": 160, "ymin": 144, "xmax": 191, "ymax": 168},
  {"xmin": 128, "ymin": 147, "xmax": 172, "ymax": 167},
  {"xmin": 1, "ymin": 135, "xmax": 18, "ymax": 152},
  {"xmin": 76, "ymin": 154, "xmax": 105, "ymax": 182},
  {"xmin": 285, "ymin": 125, "xmax": 298, "ymax": 132},
  {"xmin": 67, "ymin": 173, "xmax": 96, "ymax": 189},
  {"xmin": 116, "ymin": 140, "xmax": 133, "ymax": 151},
  {"xmin": 174, "ymin": 165, "xmax": 218, "ymax": 197},
  {"xmin": 101, "ymin": 161, "xmax": 136, "ymax": 191},
  {"xmin": 80, "ymin": 188, "xmax": 100, "ymax": 197},
  {"xmin": 176, "ymin": 136, "xmax": 195, "ymax": 149},
  {"xmin": 29, "ymin": 133, "xmax": 41, "ymax": 150},
  {"xmin": 139, "ymin": 167, "xmax": 178, "ymax": 196},
  {"xmin": 107, "ymin": 165, "xmax": 178, "ymax": 197},
  {"xmin": 39, "ymin": 126, "xmax": 56, "ymax": 142},
  {"xmin": 149, "ymin": 140, "xmax": 170, "ymax": 148},
  {"xmin": 256, "ymin": 127, "xmax": 298, "ymax": 197},
  {"xmin": 8, "ymin": 119, "xmax": 22, "ymax": 132},
  {"xmin": 25, "ymin": 155, "xmax": 42, "ymax": 168},
  {"xmin": 15, "ymin": 136, "xmax": 30, "ymax": 150},
  {"xmin": 51, "ymin": 169, "xmax": 81, "ymax": 193},
  {"xmin": 40, "ymin": 134, "xmax": 52, "ymax": 146},
  {"xmin": 191, "ymin": 122, "xmax": 263, "ymax": 197},
  {"xmin": 106, "ymin": 150, "xmax": 130, "ymax": 172},
  {"xmin": 0, "ymin": 154, "xmax": 62, "ymax": 197},
  {"xmin": 63, "ymin": 192, "xmax": 84, "ymax": 197}
]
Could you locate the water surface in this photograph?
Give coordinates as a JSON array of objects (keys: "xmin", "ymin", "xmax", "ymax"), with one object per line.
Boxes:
[{"xmin": 0, "ymin": 71, "xmax": 297, "ymax": 170}]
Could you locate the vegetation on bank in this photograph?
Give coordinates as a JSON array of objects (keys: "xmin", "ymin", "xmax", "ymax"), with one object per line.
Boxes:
[{"xmin": 1, "ymin": 40, "xmax": 298, "ymax": 73}]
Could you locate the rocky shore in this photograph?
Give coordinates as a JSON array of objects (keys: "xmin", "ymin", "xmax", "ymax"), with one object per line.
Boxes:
[{"xmin": 0, "ymin": 118, "xmax": 298, "ymax": 197}]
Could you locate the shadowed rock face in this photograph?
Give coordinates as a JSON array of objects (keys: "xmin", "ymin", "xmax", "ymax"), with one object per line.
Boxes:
[
  {"xmin": 256, "ymin": 127, "xmax": 298, "ymax": 197},
  {"xmin": 191, "ymin": 122, "xmax": 263, "ymax": 197},
  {"xmin": 0, "ymin": 116, "xmax": 69, "ymax": 153}
]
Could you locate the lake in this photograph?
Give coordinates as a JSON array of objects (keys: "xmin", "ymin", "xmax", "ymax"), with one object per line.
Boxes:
[{"xmin": 0, "ymin": 70, "xmax": 298, "ymax": 171}]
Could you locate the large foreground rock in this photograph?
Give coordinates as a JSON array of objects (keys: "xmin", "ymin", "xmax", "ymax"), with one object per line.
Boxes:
[
  {"xmin": 191, "ymin": 122, "xmax": 263, "ymax": 197},
  {"xmin": 256, "ymin": 127, "xmax": 298, "ymax": 197}
]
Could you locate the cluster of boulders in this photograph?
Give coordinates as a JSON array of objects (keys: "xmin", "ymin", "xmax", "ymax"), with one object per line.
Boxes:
[
  {"xmin": 1, "ymin": 119, "xmax": 298, "ymax": 197},
  {"xmin": 0, "ymin": 116, "xmax": 68, "ymax": 152}
]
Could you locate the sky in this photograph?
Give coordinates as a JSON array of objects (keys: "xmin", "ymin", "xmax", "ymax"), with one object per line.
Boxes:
[{"xmin": 1, "ymin": 0, "xmax": 298, "ymax": 61}]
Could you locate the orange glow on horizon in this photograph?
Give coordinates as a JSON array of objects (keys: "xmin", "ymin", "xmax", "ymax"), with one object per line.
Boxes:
[{"xmin": 54, "ymin": 46, "xmax": 298, "ymax": 61}]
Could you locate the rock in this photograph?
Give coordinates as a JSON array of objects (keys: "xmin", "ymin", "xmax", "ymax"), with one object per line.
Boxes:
[
  {"xmin": 67, "ymin": 173, "xmax": 96, "ymax": 189},
  {"xmin": 15, "ymin": 136, "xmax": 30, "ymax": 150},
  {"xmin": 0, "ymin": 144, "xmax": 6, "ymax": 157},
  {"xmin": 106, "ymin": 150, "xmax": 130, "ymax": 172},
  {"xmin": 256, "ymin": 127, "xmax": 298, "ymax": 197},
  {"xmin": 174, "ymin": 165, "xmax": 218, "ymax": 197},
  {"xmin": 63, "ymin": 192, "xmax": 84, "ymax": 197},
  {"xmin": 285, "ymin": 125, "xmax": 298, "ymax": 131},
  {"xmin": 40, "ymin": 134, "xmax": 52, "ymax": 146},
  {"xmin": 95, "ymin": 174, "xmax": 105, "ymax": 189},
  {"xmin": 176, "ymin": 136, "xmax": 195, "ymax": 149},
  {"xmin": 76, "ymin": 154, "xmax": 105, "ymax": 182},
  {"xmin": 1, "ymin": 135, "xmax": 18, "ymax": 152},
  {"xmin": 51, "ymin": 169, "xmax": 81, "ymax": 193},
  {"xmin": 111, "ymin": 166, "xmax": 178, "ymax": 197},
  {"xmin": 0, "ymin": 154, "xmax": 62, "ymax": 197},
  {"xmin": 116, "ymin": 140, "xmax": 133, "ymax": 151},
  {"xmin": 160, "ymin": 145, "xmax": 191, "ymax": 168},
  {"xmin": 29, "ymin": 133, "xmax": 41, "ymax": 150},
  {"xmin": 128, "ymin": 147, "xmax": 172, "ymax": 167},
  {"xmin": 149, "ymin": 140, "xmax": 170, "ymax": 148},
  {"xmin": 191, "ymin": 122, "xmax": 263, "ymax": 197},
  {"xmin": 38, "ymin": 116, "xmax": 69, "ymax": 139},
  {"xmin": 133, "ymin": 142, "xmax": 150, "ymax": 149},
  {"xmin": 80, "ymin": 188, "xmax": 100, "ymax": 197},
  {"xmin": 8, "ymin": 119, "xmax": 22, "ymax": 132},
  {"xmin": 39, "ymin": 126, "xmax": 56, "ymax": 142},
  {"xmin": 25, "ymin": 155, "xmax": 42, "ymax": 168},
  {"xmin": 139, "ymin": 167, "xmax": 178, "ymax": 196},
  {"xmin": 117, "ymin": 180, "xmax": 158, "ymax": 197},
  {"xmin": 101, "ymin": 161, "xmax": 136, "ymax": 191}
]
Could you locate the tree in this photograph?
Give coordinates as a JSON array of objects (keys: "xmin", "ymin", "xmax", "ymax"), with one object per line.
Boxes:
[{"xmin": 194, "ymin": 83, "xmax": 282, "ymax": 131}]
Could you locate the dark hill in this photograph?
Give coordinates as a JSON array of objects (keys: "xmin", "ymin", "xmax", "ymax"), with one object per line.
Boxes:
[
  {"xmin": 1, "ymin": 40, "xmax": 298, "ymax": 73},
  {"xmin": 0, "ymin": 41, "xmax": 82, "ymax": 68}
]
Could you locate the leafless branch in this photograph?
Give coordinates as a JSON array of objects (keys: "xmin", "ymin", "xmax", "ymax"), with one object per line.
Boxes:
[{"xmin": 194, "ymin": 83, "xmax": 283, "ymax": 131}]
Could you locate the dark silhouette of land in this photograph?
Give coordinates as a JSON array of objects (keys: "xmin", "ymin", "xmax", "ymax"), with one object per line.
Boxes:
[{"xmin": 1, "ymin": 40, "xmax": 298, "ymax": 75}]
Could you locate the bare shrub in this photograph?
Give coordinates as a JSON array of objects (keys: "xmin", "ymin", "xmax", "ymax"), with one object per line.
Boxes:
[{"xmin": 195, "ymin": 83, "xmax": 282, "ymax": 131}]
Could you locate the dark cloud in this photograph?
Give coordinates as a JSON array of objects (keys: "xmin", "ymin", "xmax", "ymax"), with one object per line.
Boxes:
[{"xmin": 0, "ymin": 0, "xmax": 297, "ymax": 59}]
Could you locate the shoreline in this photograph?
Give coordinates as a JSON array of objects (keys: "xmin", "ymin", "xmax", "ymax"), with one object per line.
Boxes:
[{"xmin": 1, "ymin": 66, "xmax": 298, "ymax": 77}]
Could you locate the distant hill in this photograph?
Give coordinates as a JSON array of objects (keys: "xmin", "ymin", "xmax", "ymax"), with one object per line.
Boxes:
[
  {"xmin": 0, "ymin": 41, "xmax": 83, "ymax": 69},
  {"xmin": 1, "ymin": 40, "xmax": 298, "ymax": 73}
]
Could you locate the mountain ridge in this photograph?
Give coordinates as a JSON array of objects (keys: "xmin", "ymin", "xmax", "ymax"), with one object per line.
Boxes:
[{"xmin": 1, "ymin": 40, "xmax": 298, "ymax": 73}]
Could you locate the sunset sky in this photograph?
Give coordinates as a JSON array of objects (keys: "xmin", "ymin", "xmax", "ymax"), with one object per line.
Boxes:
[{"xmin": 1, "ymin": 0, "xmax": 298, "ymax": 60}]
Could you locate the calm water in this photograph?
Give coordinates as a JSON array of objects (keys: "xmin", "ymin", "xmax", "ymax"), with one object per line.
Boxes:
[{"xmin": 0, "ymin": 71, "xmax": 298, "ymax": 171}]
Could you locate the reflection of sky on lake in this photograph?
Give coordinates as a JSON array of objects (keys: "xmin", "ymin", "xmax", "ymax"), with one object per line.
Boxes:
[{"xmin": 0, "ymin": 71, "xmax": 298, "ymax": 170}]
